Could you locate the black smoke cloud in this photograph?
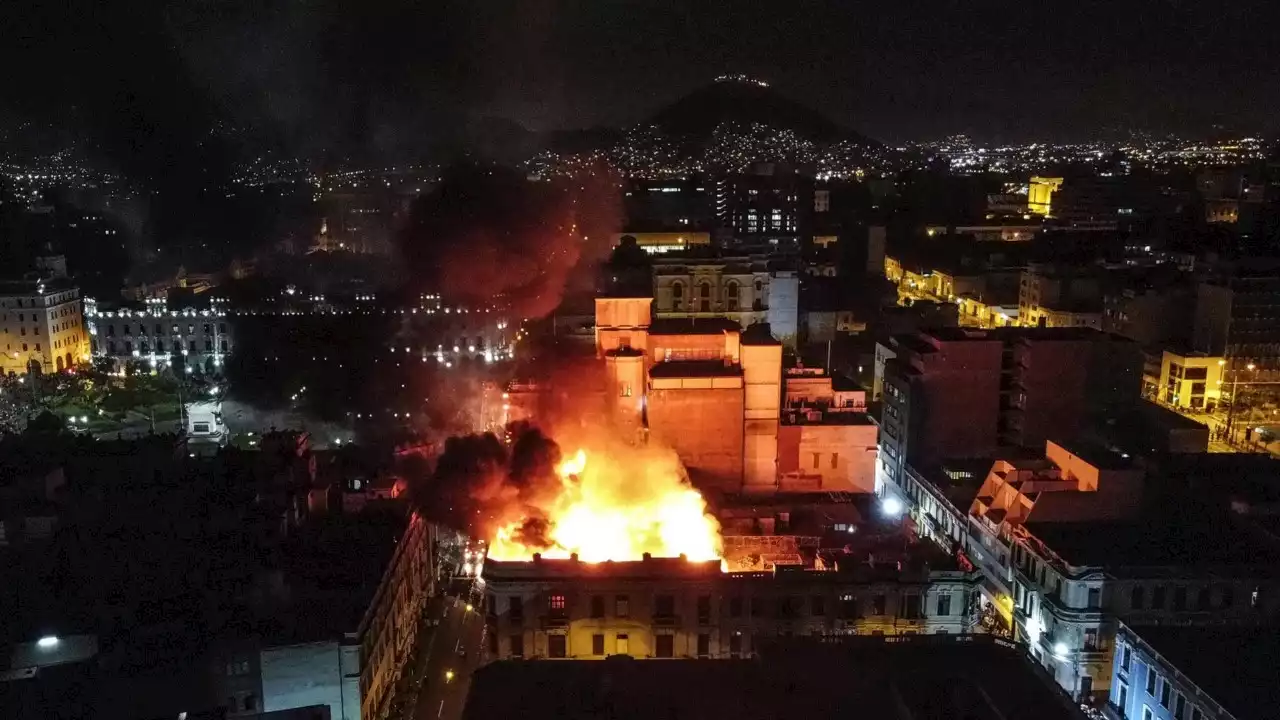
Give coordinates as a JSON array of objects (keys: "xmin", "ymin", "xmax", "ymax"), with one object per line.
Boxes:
[
  {"xmin": 396, "ymin": 164, "xmax": 617, "ymax": 319},
  {"xmin": 420, "ymin": 423, "xmax": 567, "ymax": 548}
]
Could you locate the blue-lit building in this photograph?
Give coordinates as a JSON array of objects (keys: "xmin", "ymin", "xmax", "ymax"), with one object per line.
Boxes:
[{"xmin": 1107, "ymin": 622, "xmax": 1280, "ymax": 720}]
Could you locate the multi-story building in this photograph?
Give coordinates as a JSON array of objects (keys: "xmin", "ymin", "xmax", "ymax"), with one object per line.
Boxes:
[
  {"xmin": 1192, "ymin": 270, "xmax": 1280, "ymax": 406},
  {"xmin": 1019, "ymin": 266, "xmax": 1103, "ymax": 329},
  {"xmin": 714, "ymin": 164, "xmax": 812, "ymax": 250},
  {"xmin": 0, "ymin": 278, "xmax": 91, "ymax": 375},
  {"xmin": 899, "ymin": 445, "xmax": 1280, "ymax": 703},
  {"xmin": 1148, "ymin": 349, "xmax": 1224, "ymax": 411},
  {"xmin": 1107, "ymin": 623, "xmax": 1279, "ymax": 720},
  {"xmin": 1007, "ymin": 514, "xmax": 1280, "ymax": 703},
  {"xmin": 778, "ymin": 370, "xmax": 877, "ymax": 494},
  {"xmin": 877, "ymin": 327, "xmax": 1142, "ymax": 492},
  {"xmin": 482, "ymin": 553, "xmax": 980, "ymax": 661},
  {"xmin": 86, "ymin": 296, "xmax": 233, "ymax": 372},
  {"xmin": 210, "ymin": 513, "xmax": 445, "ymax": 720}
]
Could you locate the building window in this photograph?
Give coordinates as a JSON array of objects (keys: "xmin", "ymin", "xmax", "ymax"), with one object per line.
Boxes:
[
  {"xmin": 729, "ymin": 633, "xmax": 742, "ymax": 658},
  {"xmin": 1160, "ymin": 679, "xmax": 1171, "ymax": 708},
  {"xmin": 726, "ymin": 282, "xmax": 739, "ymax": 311},
  {"xmin": 616, "ymin": 633, "xmax": 630, "ymax": 655},
  {"xmin": 549, "ymin": 594, "xmax": 566, "ymax": 611},
  {"xmin": 729, "ymin": 596, "xmax": 742, "ymax": 618},
  {"xmin": 902, "ymin": 594, "xmax": 921, "ymax": 620},
  {"xmin": 937, "ymin": 593, "xmax": 952, "ymax": 617},
  {"xmin": 655, "ymin": 595, "xmax": 675, "ymax": 617},
  {"xmin": 812, "ymin": 595, "xmax": 826, "ymax": 616},
  {"xmin": 830, "ymin": 452, "xmax": 839, "ymax": 469},
  {"xmin": 1152, "ymin": 586, "xmax": 1166, "ymax": 609},
  {"xmin": 244, "ymin": 695, "xmax": 257, "ymax": 712},
  {"xmin": 872, "ymin": 594, "xmax": 886, "ymax": 615},
  {"xmin": 590, "ymin": 595, "xmax": 605, "ymax": 619},
  {"xmin": 1131, "ymin": 586, "xmax": 1145, "ymax": 609},
  {"xmin": 696, "ymin": 596, "xmax": 711, "ymax": 624},
  {"xmin": 1116, "ymin": 682, "xmax": 1128, "ymax": 716},
  {"xmin": 509, "ymin": 596, "xmax": 523, "ymax": 621},
  {"xmin": 672, "ymin": 282, "xmax": 684, "ymax": 300},
  {"xmin": 655, "ymin": 634, "xmax": 674, "ymax": 658},
  {"xmin": 1146, "ymin": 666, "xmax": 1157, "ymax": 695},
  {"xmin": 1121, "ymin": 644, "xmax": 1132, "ymax": 672},
  {"xmin": 1142, "ymin": 706, "xmax": 1153, "ymax": 720},
  {"xmin": 697, "ymin": 633, "xmax": 710, "ymax": 658},
  {"xmin": 548, "ymin": 634, "xmax": 567, "ymax": 658},
  {"xmin": 615, "ymin": 595, "xmax": 629, "ymax": 618},
  {"xmin": 1174, "ymin": 693, "xmax": 1186, "ymax": 720},
  {"xmin": 592, "ymin": 634, "xmax": 605, "ymax": 656},
  {"xmin": 510, "ymin": 634, "xmax": 524, "ymax": 658},
  {"xmin": 812, "ymin": 452, "xmax": 821, "ymax": 469},
  {"xmin": 1088, "ymin": 588, "xmax": 1102, "ymax": 609}
]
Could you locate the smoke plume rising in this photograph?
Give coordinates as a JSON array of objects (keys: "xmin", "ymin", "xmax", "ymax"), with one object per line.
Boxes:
[{"xmin": 396, "ymin": 163, "xmax": 617, "ymax": 319}]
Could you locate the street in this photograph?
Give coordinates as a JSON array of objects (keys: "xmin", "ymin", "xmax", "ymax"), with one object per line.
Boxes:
[{"xmin": 412, "ymin": 587, "xmax": 486, "ymax": 720}]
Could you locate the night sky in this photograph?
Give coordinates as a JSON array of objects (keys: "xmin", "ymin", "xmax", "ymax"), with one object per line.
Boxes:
[{"xmin": 3, "ymin": 0, "xmax": 1278, "ymax": 166}]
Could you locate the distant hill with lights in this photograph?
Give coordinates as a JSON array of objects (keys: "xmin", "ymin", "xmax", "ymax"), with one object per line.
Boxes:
[
  {"xmin": 534, "ymin": 77, "xmax": 884, "ymax": 177},
  {"xmin": 649, "ymin": 76, "xmax": 877, "ymax": 146}
]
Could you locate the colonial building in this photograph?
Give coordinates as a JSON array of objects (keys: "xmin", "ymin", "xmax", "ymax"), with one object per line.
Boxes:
[
  {"xmin": 482, "ymin": 553, "xmax": 980, "ymax": 661},
  {"xmin": 1107, "ymin": 622, "xmax": 1278, "ymax": 720},
  {"xmin": 86, "ymin": 296, "xmax": 233, "ymax": 372},
  {"xmin": 0, "ymin": 278, "xmax": 91, "ymax": 375},
  {"xmin": 651, "ymin": 254, "xmax": 800, "ymax": 347}
]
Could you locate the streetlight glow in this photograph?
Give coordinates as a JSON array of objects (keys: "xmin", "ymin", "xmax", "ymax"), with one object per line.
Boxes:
[{"xmin": 37, "ymin": 635, "xmax": 59, "ymax": 648}]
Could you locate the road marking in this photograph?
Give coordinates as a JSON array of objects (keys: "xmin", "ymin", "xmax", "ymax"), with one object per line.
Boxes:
[{"xmin": 438, "ymin": 700, "xmax": 445, "ymax": 718}]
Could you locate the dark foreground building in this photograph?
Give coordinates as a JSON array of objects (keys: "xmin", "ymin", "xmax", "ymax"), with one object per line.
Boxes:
[{"xmin": 462, "ymin": 636, "xmax": 1088, "ymax": 720}]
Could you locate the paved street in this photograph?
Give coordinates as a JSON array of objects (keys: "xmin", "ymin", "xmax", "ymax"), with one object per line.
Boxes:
[{"xmin": 413, "ymin": 586, "xmax": 486, "ymax": 720}]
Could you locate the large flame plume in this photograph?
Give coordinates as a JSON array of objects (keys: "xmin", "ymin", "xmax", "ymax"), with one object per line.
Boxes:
[{"xmin": 486, "ymin": 447, "xmax": 722, "ymax": 563}]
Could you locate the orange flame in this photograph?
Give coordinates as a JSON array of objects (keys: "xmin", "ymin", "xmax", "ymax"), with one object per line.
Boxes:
[{"xmin": 487, "ymin": 447, "xmax": 721, "ymax": 563}]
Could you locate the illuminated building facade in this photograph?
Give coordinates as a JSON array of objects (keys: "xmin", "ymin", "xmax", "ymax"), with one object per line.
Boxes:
[
  {"xmin": 0, "ymin": 278, "xmax": 91, "ymax": 375},
  {"xmin": 483, "ymin": 555, "xmax": 980, "ymax": 661},
  {"xmin": 87, "ymin": 296, "xmax": 233, "ymax": 372},
  {"xmin": 651, "ymin": 255, "xmax": 800, "ymax": 347},
  {"xmin": 612, "ymin": 232, "xmax": 712, "ymax": 255},
  {"xmin": 1027, "ymin": 177, "xmax": 1063, "ymax": 216}
]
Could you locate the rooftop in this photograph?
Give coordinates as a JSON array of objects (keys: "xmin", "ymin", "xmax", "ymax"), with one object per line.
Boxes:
[
  {"xmin": 483, "ymin": 556, "xmax": 722, "ymax": 582},
  {"xmin": 462, "ymin": 636, "xmax": 1086, "ymax": 720},
  {"xmin": 648, "ymin": 360, "xmax": 743, "ymax": 378},
  {"xmin": 1023, "ymin": 510, "xmax": 1280, "ymax": 573},
  {"xmin": 1125, "ymin": 624, "xmax": 1280, "ymax": 720},
  {"xmin": 647, "ymin": 317, "xmax": 742, "ymax": 336}
]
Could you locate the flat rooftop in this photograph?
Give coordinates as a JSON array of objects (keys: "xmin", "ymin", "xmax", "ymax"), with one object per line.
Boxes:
[
  {"xmin": 648, "ymin": 360, "xmax": 743, "ymax": 378},
  {"xmin": 1024, "ymin": 511, "xmax": 1280, "ymax": 574},
  {"xmin": 484, "ymin": 556, "xmax": 721, "ymax": 581},
  {"xmin": 1127, "ymin": 624, "xmax": 1280, "ymax": 720},
  {"xmin": 462, "ymin": 637, "xmax": 1086, "ymax": 720},
  {"xmin": 648, "ymin": 317, "xmax": 742, "ymax": 336}
]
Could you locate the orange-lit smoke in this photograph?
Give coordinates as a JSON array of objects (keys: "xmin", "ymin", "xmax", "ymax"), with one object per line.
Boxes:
[{"xmin": 486, "ymin": 445, "xmax": 722, "ymax": 563}]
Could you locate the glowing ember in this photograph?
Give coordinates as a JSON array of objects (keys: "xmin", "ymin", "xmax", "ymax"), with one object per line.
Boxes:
[{"xmin": 486, "ymin": 448, "xmax": 721, "ymax": 563}]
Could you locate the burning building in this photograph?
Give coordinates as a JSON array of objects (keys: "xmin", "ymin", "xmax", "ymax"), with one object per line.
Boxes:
[{"xmin": 481, "ymin": 547, "xmax": 980, "ymax": 661}]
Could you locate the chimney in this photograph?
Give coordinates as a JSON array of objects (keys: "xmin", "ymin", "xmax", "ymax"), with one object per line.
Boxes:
[
  {"xmin": 570, "ymin": 553, "xmax": 579, "ymax": 563},
  {"xmin": 532, "ymin": 553, "xmax": 542, "ymax": 563},
  {"xmin": 642, "ymin": 552, "xmax": 652, "ymax": 562}
]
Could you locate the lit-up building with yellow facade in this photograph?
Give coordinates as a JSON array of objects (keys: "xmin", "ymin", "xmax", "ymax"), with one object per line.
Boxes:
[
  {"xmin": 612, "ymin": 232, "xmax": 712, "ymax": 255},
  {"xmin": 1152, "ymin": 349, "xmax": 1224, "ymax": 411},
  {"xmin": 0, "ymin": 278, "xmax": 91, "ymax": 375},
  {"xmin": 1027, "ymin": 177, "xmax": 1063, "ymax": 216}
]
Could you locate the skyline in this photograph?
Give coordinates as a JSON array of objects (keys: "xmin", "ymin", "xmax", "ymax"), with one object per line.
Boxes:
[{"xmin": 3, "ymin": 0, "xmax": 1279, "ymax": 170}]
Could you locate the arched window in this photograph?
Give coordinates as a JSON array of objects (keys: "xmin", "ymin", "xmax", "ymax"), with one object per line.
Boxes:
[
  {"xmin": 726, "ymin": 281, "xmax": 740, "ymax": 312},
  {"xmin": 671, "ymin": 282, "xmax": 684, "ymax": 309},
  {"xmin": 699, "ymin": 282, "xmax": 711, "ymax": 298}
]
